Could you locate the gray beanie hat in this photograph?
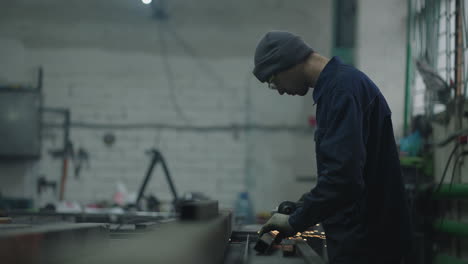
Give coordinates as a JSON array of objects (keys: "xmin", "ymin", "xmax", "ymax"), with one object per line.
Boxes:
[{"xmin": 253, "ymin": 31, "xmax": 314, "ymax": 83}]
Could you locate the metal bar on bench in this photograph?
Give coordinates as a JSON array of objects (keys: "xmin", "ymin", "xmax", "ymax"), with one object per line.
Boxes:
[{"xmin": 295, "ymin": 240, "xmax": 326, "ymax": 264}]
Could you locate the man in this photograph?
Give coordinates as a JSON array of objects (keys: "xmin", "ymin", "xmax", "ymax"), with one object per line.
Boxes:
[{"xmin": 253, "ymin": 31, "xmax": 412, "ymax": 264}]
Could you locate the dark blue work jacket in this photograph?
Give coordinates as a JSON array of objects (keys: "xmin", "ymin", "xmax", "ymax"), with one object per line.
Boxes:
[{"xmin": 289, "ymin": 57, "xmax": 412, "ymax": 264}]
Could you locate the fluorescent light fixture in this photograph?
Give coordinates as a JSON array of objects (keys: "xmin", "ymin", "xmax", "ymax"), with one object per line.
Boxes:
[{"xmin": 142, "ymin": 0, "xmax": 152, "ymax": 4}]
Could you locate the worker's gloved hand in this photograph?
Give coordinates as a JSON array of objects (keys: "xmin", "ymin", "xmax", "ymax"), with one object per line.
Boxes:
[{"xmin": 259, "ymin": 213, "xmax": 296, "ymax": 240}]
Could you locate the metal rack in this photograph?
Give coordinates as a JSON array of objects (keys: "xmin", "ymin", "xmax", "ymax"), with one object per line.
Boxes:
[{"xmin": 406, "ymin": 0, "xmax": 467, "ymax": 262}]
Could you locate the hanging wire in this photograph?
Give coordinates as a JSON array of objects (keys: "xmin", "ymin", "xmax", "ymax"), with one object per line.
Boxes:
[
  {"xmin": 157, "ymin": 22, "xmax": 191, "ymax": 125},
  {"xmin": 164, "ymin": 24, "xmax": 226, "ymax": 89}
]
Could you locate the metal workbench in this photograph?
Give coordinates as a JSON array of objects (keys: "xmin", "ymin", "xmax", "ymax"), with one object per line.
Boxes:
[{"xmin": 1, "ymin": 210, "xmax": 326, "ymax": 264}]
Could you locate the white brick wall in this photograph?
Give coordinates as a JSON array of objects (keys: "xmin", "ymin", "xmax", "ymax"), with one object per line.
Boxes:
[
  {"xmin": 0, "ymin": 0, "xmax": 334, "ymax": 212},
  {"xmin": 34, "ymin": 51, "xmax": 251, "ymax": 209}
]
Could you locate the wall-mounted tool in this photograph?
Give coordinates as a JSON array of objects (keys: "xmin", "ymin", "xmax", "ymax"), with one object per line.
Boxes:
[
  {"xmin": 37, "ymin": 176, "xmax": 57, "ymax": 195},
  {"xmin": 43, "ymin": 108, "xmax": 71, "ymax": 201},
  {"xmin": 74, "ymin": 147, "xmax": 90, "ymax": 179},
  {"xmin": 102, "ymin": 132, "xmax": 116, "ymax": 147}
]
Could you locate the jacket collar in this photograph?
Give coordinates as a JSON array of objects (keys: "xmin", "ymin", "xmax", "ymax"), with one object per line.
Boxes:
[{"xmin": 312, "ymin": 56, "xmax": 342, "ymax": 104}]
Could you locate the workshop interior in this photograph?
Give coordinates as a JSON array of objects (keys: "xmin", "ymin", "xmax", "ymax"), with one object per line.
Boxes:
[{"xmin": 0, "ymin": 0, "xmax": 468, "ymax": 263}]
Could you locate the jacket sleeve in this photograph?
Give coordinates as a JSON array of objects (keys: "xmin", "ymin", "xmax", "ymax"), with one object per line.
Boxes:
[{"xmin": 289, "ymin": 88, "xmax": 366, "ymax": 232}]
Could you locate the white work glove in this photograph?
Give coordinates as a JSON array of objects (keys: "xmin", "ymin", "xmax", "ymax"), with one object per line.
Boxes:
[{"xmin": 258, "ymin": 213, "xmax": 296, "ymax": 239}]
